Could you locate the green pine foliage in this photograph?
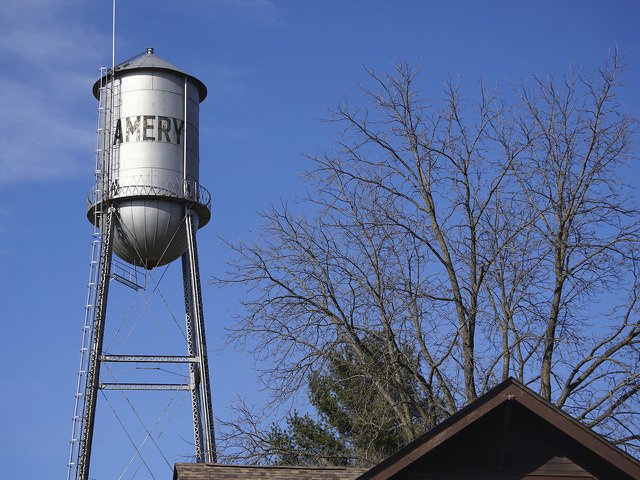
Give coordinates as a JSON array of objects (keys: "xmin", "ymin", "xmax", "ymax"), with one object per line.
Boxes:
[{"xmin": 267, "ymin": 339, "xmax": 434, "ymax": 466}]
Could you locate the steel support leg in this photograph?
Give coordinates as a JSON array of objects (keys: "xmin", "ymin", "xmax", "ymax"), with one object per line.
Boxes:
[
  {"xmin": 78, "ymin": 206, "xmax": 115, "ymax": 480},
  {"xmin": 182, "ymin": 209, "xmax": 217, "ymax": 462},
  {"xmin": 182, "ymin": 248, "xmax": 204, "ymax": 461}
]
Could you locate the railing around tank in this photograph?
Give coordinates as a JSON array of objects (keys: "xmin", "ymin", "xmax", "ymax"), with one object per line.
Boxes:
[
  {"xmin": 87, "ymin": 174, "xmax": 212, "ymax": 228},
  {"xmin": 88, "ymin": 175, "xmax": 211, "ymax": 209}
]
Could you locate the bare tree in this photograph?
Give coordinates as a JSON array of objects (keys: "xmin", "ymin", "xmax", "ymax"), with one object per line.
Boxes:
[
  {"xmin": 509, "ymin": 54, "xmax": 640, "ymax": 434},
  {"xmin": 214, "ymin": 54, "xmax": 640, "ymax": 463}
]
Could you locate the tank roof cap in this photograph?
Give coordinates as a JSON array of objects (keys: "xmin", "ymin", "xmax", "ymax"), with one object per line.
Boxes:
[{"xmin": 92, "ymin": 48, "xmax": 207, "ymax": 101}]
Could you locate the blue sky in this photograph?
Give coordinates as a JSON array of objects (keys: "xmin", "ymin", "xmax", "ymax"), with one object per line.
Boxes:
[{"xmin": 1, "ymin": 1, "xmax": 639, "ymax": 478}]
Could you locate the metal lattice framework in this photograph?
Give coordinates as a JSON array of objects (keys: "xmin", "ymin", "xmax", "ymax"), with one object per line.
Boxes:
[
  {"xmin": 67, "ymin": 66, "xmax": 115, "ymax": 480},
  {"xmin": 67, "ymin": 65, "xmax": 216, "ymax": 480}
]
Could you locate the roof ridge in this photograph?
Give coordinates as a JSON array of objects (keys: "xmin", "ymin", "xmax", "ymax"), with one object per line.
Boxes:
[{"xmin": 176, "ymin": 463, "xmax": 367, "ymax": 470}]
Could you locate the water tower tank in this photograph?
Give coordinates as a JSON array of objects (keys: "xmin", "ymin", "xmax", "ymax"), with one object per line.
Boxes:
[{"xmin": 88, "ymin": 48, "xmax": 210, "ymax": 269}]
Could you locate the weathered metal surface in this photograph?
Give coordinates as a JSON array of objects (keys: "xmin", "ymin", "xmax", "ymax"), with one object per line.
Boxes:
[{"xmin": 88, "ymin": 49, "xmax": 210, "ymax": 269}]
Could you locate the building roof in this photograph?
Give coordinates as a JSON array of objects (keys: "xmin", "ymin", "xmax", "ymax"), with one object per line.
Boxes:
[
  {"xmin": 173, "ymin": 378, "xmax": 640, "ymax": 480},
  {"xmin": 173, "ymin": 464, "xmax": 368, "ymax": 480},
  {"xmin": 359, "ymin": 377, "xmax": 640, "ymax": 480}
]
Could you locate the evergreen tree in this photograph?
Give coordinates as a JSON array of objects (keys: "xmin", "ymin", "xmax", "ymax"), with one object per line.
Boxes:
[{"xmin": 267, "ymin": 338, "xmax": 436, "ymax": 466}]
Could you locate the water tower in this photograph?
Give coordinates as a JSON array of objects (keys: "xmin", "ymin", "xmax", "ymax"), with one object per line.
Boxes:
[{"xmin": 67, "ymin": 49, "xmax": 216, "ymax": 480}]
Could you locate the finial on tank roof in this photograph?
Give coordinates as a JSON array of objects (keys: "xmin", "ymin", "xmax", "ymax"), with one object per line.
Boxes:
[{"xmin": 147, "ymin": 47, "xmax": 154, "ymax": 55}]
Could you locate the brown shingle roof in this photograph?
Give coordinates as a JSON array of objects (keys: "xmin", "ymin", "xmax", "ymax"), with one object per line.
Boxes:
[
  {"xmin": 174, "ymin": 379, "xmax": 640, "ymax": 480},
  {"xmin": 173, "ymin": 463, "xmax": 368, "ymax": 480}
]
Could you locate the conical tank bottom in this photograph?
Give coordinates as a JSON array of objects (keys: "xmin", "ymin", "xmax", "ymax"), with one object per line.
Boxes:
[{"xmin": 110, "ymin": 199, "xmax": 198, "ymax": 269}]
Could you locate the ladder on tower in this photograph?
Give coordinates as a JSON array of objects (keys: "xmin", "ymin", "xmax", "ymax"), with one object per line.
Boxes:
[{"xmin": 67, "ymin": 67, "xmax": 117, "ymax": 480}]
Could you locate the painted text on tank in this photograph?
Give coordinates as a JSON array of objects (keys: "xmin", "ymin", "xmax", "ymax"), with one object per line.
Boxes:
[{"xmin": 113, "ymin": 116, "xmax": 185, "ymax": 145}]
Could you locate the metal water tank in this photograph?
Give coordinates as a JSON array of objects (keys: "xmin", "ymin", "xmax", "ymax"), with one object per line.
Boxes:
[{"xmin": 88, "ymin": 48, "xmax": 210, "ymax": 269}]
